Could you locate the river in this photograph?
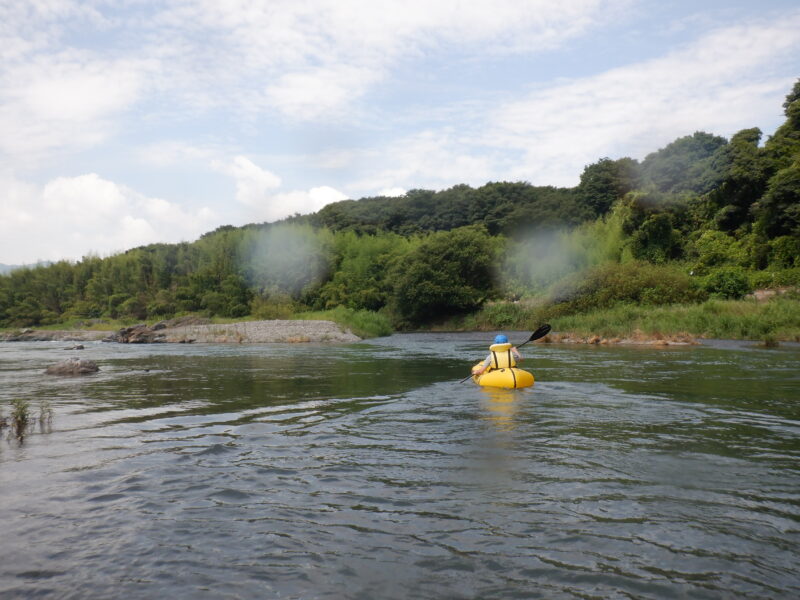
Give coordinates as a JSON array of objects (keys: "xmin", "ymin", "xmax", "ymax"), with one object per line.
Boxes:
[{"xmin": 1, "ymin": 334, "xmax": 799, "ymax": 599}]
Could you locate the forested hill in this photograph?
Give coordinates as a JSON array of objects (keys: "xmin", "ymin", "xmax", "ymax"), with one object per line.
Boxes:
[{"xmin": 1, "ymin": 81, "xmax": 798, "ymax": 331}]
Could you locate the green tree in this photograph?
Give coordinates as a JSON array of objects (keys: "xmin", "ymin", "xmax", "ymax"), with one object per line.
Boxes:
[
  {"xmin": 629, "ymin": 213, "xmax": 682, "ymax": 263},
  {"xmin": 389, "ymin": 226, "xmax": 497, "ymax": 325},
  {"xmin": 753, "ymin": 160, "xmax": 800, "ymax": 238},
  {"xmin": 639, "ymin": 131, "xmax": 727, "ymax": 194},
  {"xmin": 707, "ymin": 128, "xmax": 769, "ymax": 231},
  {"xmin": 688, "ymin": 230, "xmax": 746, "ymax": 272},
  {"xmin": 316, "ymin": 231, "xmax": 413, "ymax": 311},
  {"xmin": 576, "ymin": 157, "xmax": 639, "ymax": 216}
]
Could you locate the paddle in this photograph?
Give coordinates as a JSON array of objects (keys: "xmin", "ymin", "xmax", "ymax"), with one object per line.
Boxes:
[
  {"xmin": 515, "ymin": 323, "xmax": 551, "ymax": 348},
  {"xmin": 459, "ymin": 324, "xmax": 552, "ymax": 383}
]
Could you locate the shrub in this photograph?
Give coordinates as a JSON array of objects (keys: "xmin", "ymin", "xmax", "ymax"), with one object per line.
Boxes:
[
  {"xmin": 773, "ymin": 268, "xmax": 800, "ymax": 287},
  {"xmin": 251, "ymin": 294, "xmax": 294, "ymax": 320},
  {"xmin": 119, "ymin": 296, "xmax": 147, "ymax": 320},
  {"xmin": 769, "ymin": 236, "xmax": 800, "ymax": 268},
  {"xmin": 478, "ymin": 302, "xmax": 527, "ymax": 329},
  {"xmin": 689, "ymin": 230, "xmax": 746, "ymax": 273},
  {"xmin": 146, "ymin": 290, "xmax": 176, "ymax": 317},
  {"xmin": 703, "ymin": 267, "xmax": 752, "ymax": 299},
  {"xmin": 296, "ymin": 306, "xmax": 393, "ymax": 338},
  {"xmin": 547, "ymin": 261, "xmax": 705, "ymax": 314}
]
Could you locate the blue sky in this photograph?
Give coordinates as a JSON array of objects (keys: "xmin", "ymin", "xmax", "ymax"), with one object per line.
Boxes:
[{"xmin": 1, "ymin": 0, "xmax": 798, "ymax": 264}]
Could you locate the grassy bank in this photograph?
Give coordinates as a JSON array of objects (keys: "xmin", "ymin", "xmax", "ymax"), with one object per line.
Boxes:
[
  {"xmin": 293, "ymin": 306, "xmax": 393, "ymax": 339},
  {"xmin": 550, "ymin": 297, "xmax": 800, "ymax": 341},
  {"xmin": 447, "ymin": 296, "xmax": 800, "ymax": 341}
]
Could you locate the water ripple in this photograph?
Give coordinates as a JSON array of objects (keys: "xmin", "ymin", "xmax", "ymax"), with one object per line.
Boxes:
[{"xmin": 1, "ymin": 339, "xmax": 799, "ymax": 598}]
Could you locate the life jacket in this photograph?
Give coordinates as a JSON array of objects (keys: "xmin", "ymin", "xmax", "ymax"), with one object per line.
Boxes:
[{"xmin": 488, "ymin": 343, "xmax": 516, "ymax": 369}]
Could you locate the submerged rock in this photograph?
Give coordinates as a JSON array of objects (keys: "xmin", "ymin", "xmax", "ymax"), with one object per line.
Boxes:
[{"xmin": 45, "ymin": 358, "xmax": 100, "ymax": 376}]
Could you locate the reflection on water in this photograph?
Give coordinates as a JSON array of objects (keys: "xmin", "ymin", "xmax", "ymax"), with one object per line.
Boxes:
[
  {"xmin": 479, "ymin": 387, "xmax": 522, "ymax": 432},
  {"xmin": 1, "ymin": 335, "xmax": 799, "ymax": 599}
]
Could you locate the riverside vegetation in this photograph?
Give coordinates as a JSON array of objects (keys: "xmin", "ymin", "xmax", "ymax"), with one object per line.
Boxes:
[
  {"xmin": 1, "ymin": 82, "xmax": 799, "ymax": 341},
  {"xmin": 0, "ymin": 398, "xmax": 53, "ymax": 442}
]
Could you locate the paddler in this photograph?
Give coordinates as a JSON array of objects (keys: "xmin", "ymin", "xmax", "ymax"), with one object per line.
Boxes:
[{"xmin": 472, "ymin": 334, "xmax": 521, "ymax": 376}]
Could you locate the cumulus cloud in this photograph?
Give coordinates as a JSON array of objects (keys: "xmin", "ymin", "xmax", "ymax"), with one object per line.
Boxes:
[
  {"xmin": 0, "ymin": 173, "xmax": 217, "ymax": 264},
  {"xmin": 212, "ymin": 156, "xmax": 282, "ymax": 208},
  {"xmin": 213, "ymin": 156, "xmax": 347, "ymax": 222}
]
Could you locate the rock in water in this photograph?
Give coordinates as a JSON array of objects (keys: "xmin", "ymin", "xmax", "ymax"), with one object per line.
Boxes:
[{"xmin": 45, "ymin": 358, "xmax": 100, "ymax": 376}]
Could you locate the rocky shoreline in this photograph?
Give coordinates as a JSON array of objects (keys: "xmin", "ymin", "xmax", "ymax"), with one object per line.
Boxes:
[
  {"xmin": 540, "ymin": 331, "xmax": 699, "ymax": 346},
  {"xmin": 0, "ymin": 318, "xmax": 361, "ymax": 344}
]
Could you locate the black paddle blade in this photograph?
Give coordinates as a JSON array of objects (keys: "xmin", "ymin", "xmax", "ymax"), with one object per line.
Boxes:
[
  {"xmin": 516, "ymin": 324, "xmax": 551, "ymax": 347},
  {"xmin": 530, "ymin": 323, "xmax": 551, "ymax": 341}
]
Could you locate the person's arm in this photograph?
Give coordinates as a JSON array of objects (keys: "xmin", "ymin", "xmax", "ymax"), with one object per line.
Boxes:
[
  {"xmin": 512, "ymin": 346, "xmax": 521, "ymax": 359},
  {"xmin": 473, "ymin": 355, "xmax": 492, "ymax": 375}
]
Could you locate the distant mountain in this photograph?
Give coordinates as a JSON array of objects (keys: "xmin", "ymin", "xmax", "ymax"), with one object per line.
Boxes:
[{"xmin": 0, "ymin": 261, "xmax": 52, "ymax": 275}]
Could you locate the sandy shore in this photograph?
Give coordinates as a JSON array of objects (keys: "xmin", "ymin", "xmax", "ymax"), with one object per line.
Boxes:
[{"xmin": 0, "ymin": 319, "xmax": 361, "ymax": 344}]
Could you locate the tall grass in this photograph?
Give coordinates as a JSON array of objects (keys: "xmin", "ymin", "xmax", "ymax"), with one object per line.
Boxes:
[
  {"xmin": 437, "ymin": 295, "xmax": 800, "ymax": 340},
  {"xmin": 548, "ymin": 297, "xmax": 800, "ymax": 340},
  {"xmin": 294, "ymin": 306, "xmax": 393, "ymax": 338}
]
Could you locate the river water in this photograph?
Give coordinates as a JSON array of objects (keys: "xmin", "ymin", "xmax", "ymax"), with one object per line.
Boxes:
[{"xmin": 1, "ymin": 334, "xmax": 799, "ymax": 599}]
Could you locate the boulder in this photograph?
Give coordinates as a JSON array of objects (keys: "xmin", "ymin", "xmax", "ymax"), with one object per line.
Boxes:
[
  {"xmin": 104, "ymin": 323, "xmax": 166, "ymax": 343},
  {"xmin": 103, "ymin": 317, "xmax": 210, "ymax": 343},
  {"xmin": 45, "ymin": 358, "xmax": 100, "ymax": 376}
]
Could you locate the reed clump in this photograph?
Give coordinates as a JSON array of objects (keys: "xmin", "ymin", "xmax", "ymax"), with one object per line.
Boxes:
[
  {"xmin": 2, "ymin": 398, "xmax": 54, "ymax": 441},
  {"xmin": 11, "ymin": 398, "xmax": 30, "ymax": 440}
]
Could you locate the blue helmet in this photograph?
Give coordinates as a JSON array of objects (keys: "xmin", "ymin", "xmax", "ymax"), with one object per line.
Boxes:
[{"xmin": 493, "ymin": 334, "xmax": 508, "ymax": 344}]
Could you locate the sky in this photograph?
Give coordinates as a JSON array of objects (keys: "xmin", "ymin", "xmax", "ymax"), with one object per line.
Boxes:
[{"xmin": 1, "ymin": 0, "xmax": 799, "ymax": 265}]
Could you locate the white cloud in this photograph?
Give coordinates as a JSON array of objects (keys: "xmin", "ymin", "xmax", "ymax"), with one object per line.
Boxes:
[
  {"xmin": 212, "ymin": 156, "xmax": 347, "ymax": 222},
  {"xmin": 269, "ymin": 186, "xmax": 349, "ymax": 221},
  {"xmin": 265, "ymin": 65, "xmax": 380, "ymax": 120},
  {"xmin": 135, "ymin": 140, "xmax": 223, "ymax": 168},
  {"xmin": 485, "ymin": 15, "xmax": 800, "ymax": 185},
  {"xmin": 0, "ymin": 55, "xmax": 147, "ymax": 168},
  {"xmin": 211, "ymin": 156, "xmax": 282, "ymax": 208},
  {"xmin": 349, "ymin": 130, "xmax": 498, "ymax": 195},
  {"xmin": 32, "ymin": 0, "xmax": 624, "ymax": 122},
  {"xmin": 0, "ymin": 173, "xmax": 218, "ymax": 264},
  {"xmin": 0, "ymin": 0, "xmax": 629, "ymax": 173}
]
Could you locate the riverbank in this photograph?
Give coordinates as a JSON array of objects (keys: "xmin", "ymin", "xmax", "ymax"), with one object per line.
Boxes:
[
  {"xmin": 0, "ymin": 318, "xmax": 360, "ymax": 344},
  {"xmin": 438, "ymin": 295, "xmax": 800, "ymax": 343},
  {"xmin": 3, "ymin": 295, "xmax": 798, "ymax": 345}
]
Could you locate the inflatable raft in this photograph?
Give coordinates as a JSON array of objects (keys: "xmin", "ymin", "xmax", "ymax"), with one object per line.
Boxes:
[{"xmin": 472, "ymin": 365, "xmax": 534, "ymax": 389}]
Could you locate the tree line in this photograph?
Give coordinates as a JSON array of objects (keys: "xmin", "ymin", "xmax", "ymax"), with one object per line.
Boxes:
[{"xmin": 1, "ymin": 81, "xmax": 798, "ymax": 329}]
